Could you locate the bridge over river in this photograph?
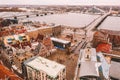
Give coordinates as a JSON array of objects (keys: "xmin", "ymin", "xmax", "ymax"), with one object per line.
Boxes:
[{"xmin": 85, "ymin": 12, "xmax": 111, "ymax": 31}]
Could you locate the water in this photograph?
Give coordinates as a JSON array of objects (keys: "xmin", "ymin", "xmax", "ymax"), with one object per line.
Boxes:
[
  {"xmin": 98, "ymin": 16, "xmax": 120, "ymax": 31},
  {"xmin": 23, "ymin": 13, "xmax": 100, "ymax": 27},
  {"xmin": 0, "ymin": 12, "xmax": 120, "ymax": 31}
]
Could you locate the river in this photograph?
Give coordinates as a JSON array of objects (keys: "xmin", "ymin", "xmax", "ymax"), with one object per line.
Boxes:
[
  {"xmin": 0, "ymin": 12, "xmax": 120, "ymax": 31},
  {"xmin": 23, "ymin": 13, "xmax": 100, "ymax": 27}
]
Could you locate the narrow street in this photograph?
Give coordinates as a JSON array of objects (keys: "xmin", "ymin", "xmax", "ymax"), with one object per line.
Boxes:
[{"xmin": 73, "ymin": 40, "xmax": 87, "ymax": 54}]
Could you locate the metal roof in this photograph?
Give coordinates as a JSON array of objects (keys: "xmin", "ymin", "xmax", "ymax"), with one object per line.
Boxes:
[
  {"xmin": 110, "ymin": 61, "xmax": 120, "ymax": 79},
  {"xmin": 51, "ymin": 37, "xmax": 70, "ymax": 44},
  {"xmin": 79, "ymin": 61, "xmax": 99, "ymax": 78}
]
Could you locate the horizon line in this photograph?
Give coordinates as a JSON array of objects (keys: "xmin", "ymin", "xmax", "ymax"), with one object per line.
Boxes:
[{"xmin": 0, "ymin": 4, "xmax": 120, "ymax": 6}]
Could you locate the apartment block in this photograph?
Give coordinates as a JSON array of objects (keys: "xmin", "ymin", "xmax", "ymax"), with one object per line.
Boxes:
[{"xmin": 23, "ymin": 56, "xmax": 66, "ymax": 80}]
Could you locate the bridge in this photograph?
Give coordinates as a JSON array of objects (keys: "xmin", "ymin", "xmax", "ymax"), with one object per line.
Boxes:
[
  {"xmin": 1, "ymin": 12, "xmax": 54, "ymax": 20},
  {"xmin": 85, "ymin": 12, "xmax": 111, "ymax": 31},
  {"xmin": 71, "ymin": 12, "xmax": 111, "ymax": 54}
]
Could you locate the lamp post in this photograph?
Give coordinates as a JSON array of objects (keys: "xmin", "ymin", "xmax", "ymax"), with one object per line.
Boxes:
[{"xmin": 73, "ymin": 28, "xmax": 77, "ymax": 42}]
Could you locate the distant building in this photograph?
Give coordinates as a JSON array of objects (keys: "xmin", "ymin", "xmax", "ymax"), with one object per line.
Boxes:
[
  {"xmin": 87, "ymin": 6, "xmax": 105, "ymax": 14},
  {"xmin": 0, "ymin": 19, "xmax": 18, "ymax": 27},
  {"xmin": 23, "ymin": 56, "xmax": 66, "ymax": 80}
]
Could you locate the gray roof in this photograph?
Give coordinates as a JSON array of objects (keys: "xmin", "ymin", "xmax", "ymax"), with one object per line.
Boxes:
[
  {"xmin": 24, "ymin": 56, "xmax": 38, "ymax": 65},
  {"xmin": 110, "ymin": 61, "xmax": 120, "ymax": 79},
  {"xmin": 79, "ymin": 61, "xmax": 99, "ymax": 78}
]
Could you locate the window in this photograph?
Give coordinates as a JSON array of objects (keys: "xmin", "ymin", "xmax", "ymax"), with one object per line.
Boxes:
[
  {"xmin": 56, "ymin": 75, "xmax": 59, "ymax": 79},
  {"xmin": 78, "ymin": 64, "xmax": 81, "ymax": 68},
  {"xmin": 28, "ymin": 68, "xmax": 33, "ymax": 80},
  {"xmin": 29, "ymin": 77, "xmax": 32, "ymax": 80},
  {"xmin": 63, "ymin": 69, "xmax": 65, "ymax": 72}
]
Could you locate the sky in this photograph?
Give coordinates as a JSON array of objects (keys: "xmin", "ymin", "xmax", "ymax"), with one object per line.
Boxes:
[{"xmin": 0, "ymin": 0, "xmax": 120, "ymax": 5}]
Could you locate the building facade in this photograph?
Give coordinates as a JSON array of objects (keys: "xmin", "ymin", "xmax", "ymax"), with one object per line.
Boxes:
[
  {"xmin": 52, "ymin": 25, "xmax": 62, "ymax": 37},
  {"xmin": 13, "ymin": 52, "xmax": 34, "ymax": 71},
  {"xmin": 23, "ymin": 56, "xmax": 66, "ymax": 80}
]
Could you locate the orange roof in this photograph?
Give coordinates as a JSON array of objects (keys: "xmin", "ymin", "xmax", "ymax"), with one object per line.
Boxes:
[
  {"xmin": 96, "ymin": 43, "xmax": 112, "ymax": 53},
  {"xmin": 0, "ymin": 63, "xmax": 23, "ymax": 80}
]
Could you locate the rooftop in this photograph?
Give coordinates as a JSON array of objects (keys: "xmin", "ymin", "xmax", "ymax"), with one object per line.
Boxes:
[
  {"xmin": 79, "ymin": 48, "xmax": 100, "ymax": 78},
  {"xmin": 24, "ymin": 56, "xmax": 65, "ymax": 78},
  {"xmin": 80, "ymin": 48, "xmax": 97, "ymax": 62},
  {"xmin": 0, "ymin": 62, "xmax": 23, "ymax": 80},
  {"xmin": 110, "ymin": 61, "xmax": 120, "ymax": 79},
  {"xmin": 4, "ymin": 33, "xmax": 29, "ymax": 45},
  {"xmin": 79, "ymin": 61, "xmax": 99, "ymax": 78},
  {"xmin": 26, "ymin": 26, "xmax": 51, "ymax": 32},
  {"xmin": 51, "ymin": 37, "xmax": 70, "ymax": 44},
  {"xmin": 96, "ymin": 43, "xmax": 111, "ymax": 53}
]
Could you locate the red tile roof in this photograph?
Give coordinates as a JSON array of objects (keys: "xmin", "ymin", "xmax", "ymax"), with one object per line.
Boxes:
[
  {"xmin": 0, "ymin": 62, "xmax": 23, "ymax": 80},
  {"xmin": 96, "ymin": 43, "xmax": 112, "ymax": 53}
]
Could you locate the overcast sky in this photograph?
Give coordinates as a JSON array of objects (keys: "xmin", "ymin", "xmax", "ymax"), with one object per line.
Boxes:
[{"xmin": 0, "ymin": 0, "xmax": 120, "ymax": 5}]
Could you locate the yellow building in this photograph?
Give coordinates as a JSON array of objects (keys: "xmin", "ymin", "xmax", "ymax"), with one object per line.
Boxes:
[{"xmin": 3, "ymin": 33, "xmax": 30, "ymax": 46}]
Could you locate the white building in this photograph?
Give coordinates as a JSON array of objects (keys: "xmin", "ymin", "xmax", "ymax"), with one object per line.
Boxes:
[
  {"xmin": 80, "ymin": 48, "xmax": 97, "ymax": 62},
  {"xmin": 78, "ymin": 48, "xmax": 100, "ymax": 80},
  {"xmin": 23, "ymin": 56, "xmax": 66, "ymax": 80}
]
